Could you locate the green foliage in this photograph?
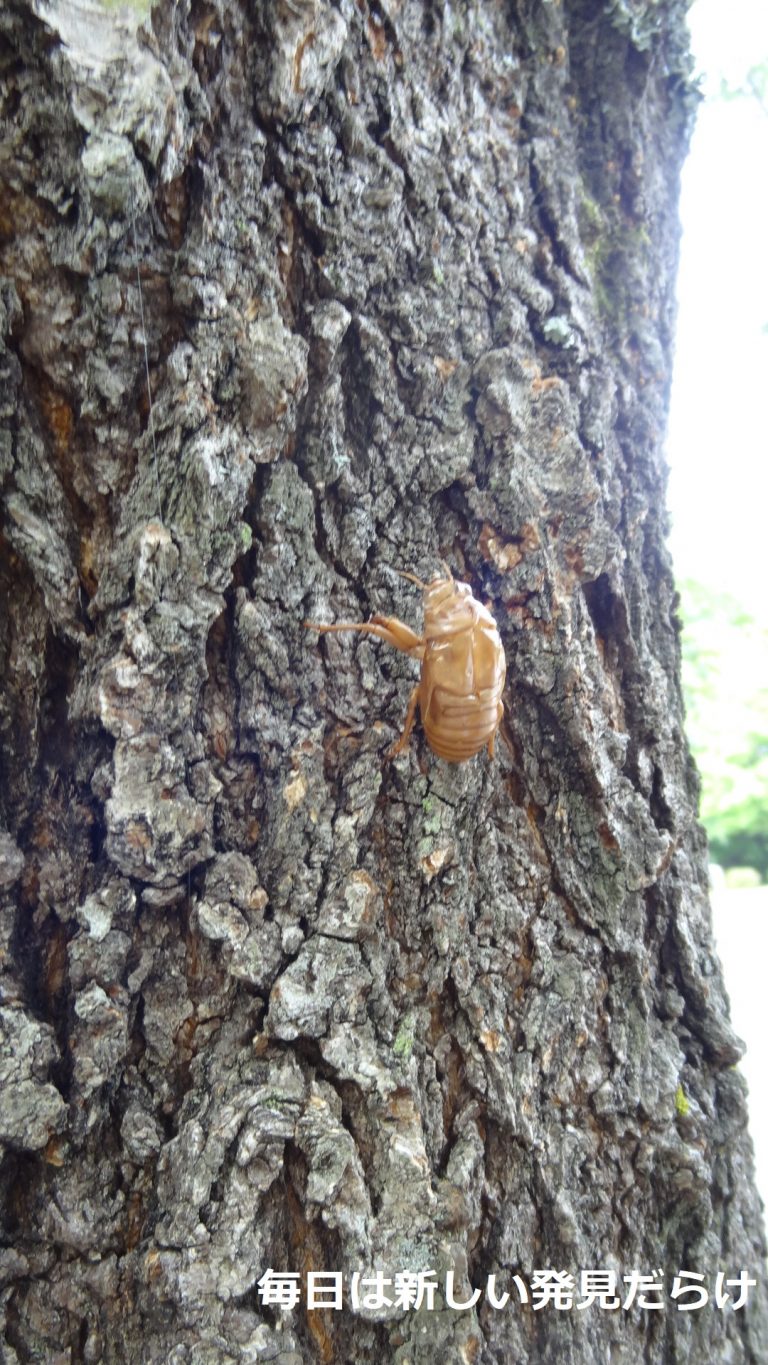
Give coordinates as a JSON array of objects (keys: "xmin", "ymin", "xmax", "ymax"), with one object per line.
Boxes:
[
  {"xmin": 712, "ymin": 56, "xmax": 768, "ymax": 337},
  {"xmin": 679, "ymin": 579, "xmax": 768, "ymax": 881},
  {"xmin": 722, "ymin": 865, "xmax": 763, "ymax": 890},
  {"xmin": 718, "ymin": 61, "xmax": 768, "ymax": 117}
]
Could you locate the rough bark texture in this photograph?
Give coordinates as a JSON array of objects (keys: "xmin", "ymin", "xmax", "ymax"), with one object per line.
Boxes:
[{"xmin": 0, "ymin": 0, "xmax": 765, "ymax": 1361}]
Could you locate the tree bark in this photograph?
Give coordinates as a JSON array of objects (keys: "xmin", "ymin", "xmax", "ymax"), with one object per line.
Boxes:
[{"xmin": 1, "ymin": 0, "xmax": 765, "ymax": 1361}]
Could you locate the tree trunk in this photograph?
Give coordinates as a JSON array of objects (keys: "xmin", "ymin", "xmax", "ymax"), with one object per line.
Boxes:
[{"xmin": 1, "ymin": 0, "xmax": 765, "ymax": 1361}]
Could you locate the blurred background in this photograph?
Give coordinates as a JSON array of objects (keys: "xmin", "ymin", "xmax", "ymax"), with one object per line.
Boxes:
[{"xmin": 669, "ymin": 0, "xmax": 768, "ymax": 1219}]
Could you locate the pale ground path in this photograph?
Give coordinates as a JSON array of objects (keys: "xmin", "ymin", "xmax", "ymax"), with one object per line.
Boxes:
[{"xmin": 711, "ymin": 886, "xmax": 768, "ymax": 1236}]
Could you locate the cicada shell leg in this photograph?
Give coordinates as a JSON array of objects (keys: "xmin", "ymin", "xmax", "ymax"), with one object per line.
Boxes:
[
  {"xmin": 387, "ymin": 683, "xmax": 421, "ymax": 760},
  {"xmin": 304, "ymin": 615, "xmax": 425, "ymax": 660}
]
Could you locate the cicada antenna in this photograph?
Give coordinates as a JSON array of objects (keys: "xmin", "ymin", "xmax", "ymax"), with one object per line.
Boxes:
[{"xmin": 394, "ymin": 569, "xmax": 430, "ymax": 589}]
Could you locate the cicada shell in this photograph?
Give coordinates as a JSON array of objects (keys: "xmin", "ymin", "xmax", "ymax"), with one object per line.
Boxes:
[{"xmin": 305, "ymin": 569, "xmax": 506, "ymax": 762}]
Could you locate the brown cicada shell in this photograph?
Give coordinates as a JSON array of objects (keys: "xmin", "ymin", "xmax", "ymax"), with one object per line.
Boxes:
[{"xmin": 305, "ymin": 569, "xmax": 506, "ymax": 762}]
